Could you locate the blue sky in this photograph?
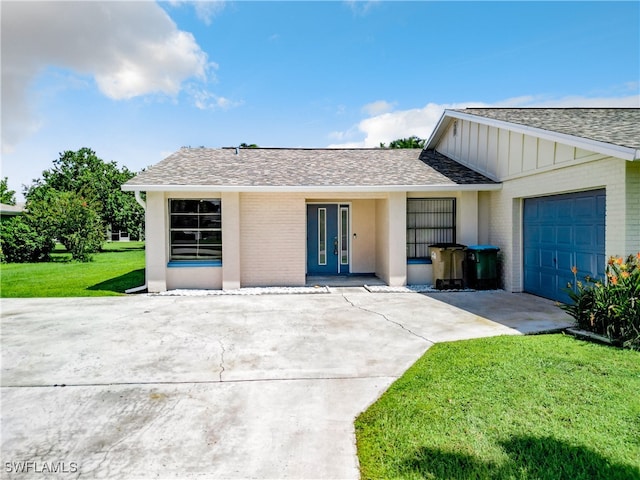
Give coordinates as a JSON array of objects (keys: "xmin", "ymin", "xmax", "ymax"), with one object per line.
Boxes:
[{"xmin": 2, "ymin": 1, "xmax": 639, "ymax": 200}]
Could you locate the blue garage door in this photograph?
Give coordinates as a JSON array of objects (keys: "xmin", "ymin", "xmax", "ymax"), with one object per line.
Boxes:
[{"xmin": 523, "ymin": 189, "xmax": 606, "ymax": 303}]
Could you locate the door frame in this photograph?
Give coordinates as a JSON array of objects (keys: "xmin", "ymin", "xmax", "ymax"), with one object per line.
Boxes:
[{"xmin": 306, "ymin": 202, "xmax": 352, "ymax": 275}]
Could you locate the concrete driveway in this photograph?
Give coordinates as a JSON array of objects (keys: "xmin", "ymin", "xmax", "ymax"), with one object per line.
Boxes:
[{"xmin": 1, "ymin": 289, "xmax": 571, "ymax": 479}]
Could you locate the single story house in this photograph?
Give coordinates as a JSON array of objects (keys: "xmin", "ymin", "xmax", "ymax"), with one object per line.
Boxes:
[
  {"xmin": 0, "ymin": 202, "xmax": 25, "ymax": 222},
  {"xmin": 123, "ymin": 108, "xmax": 639, "ymax": 302}
]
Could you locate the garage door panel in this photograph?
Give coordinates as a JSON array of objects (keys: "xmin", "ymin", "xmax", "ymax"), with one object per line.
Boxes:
[
  {"xmin": 541, "ymin": 226, "xmax": 555, "ymax": 243},
  {"xmin": 574, "ymin": 197, "xmax": 596, "ymax": 216},
  {"xmin": 540, "ymin": 272, "xmax": 556, "ymax": 290},
  {"xmin": 556, "ymin": 251, "xmax": 573, "ymax": 271},
  {"xmin": 557, "ymin": 199, "xmax": 574, "ymax": 219},
  {"xmin": 527, "ymin": 225, "xmax": 540, "ymax": 242},
  {"xmin": 596, "ymin": 254, "xmax": 607, "ymax": 277},
  {"xmin": 524, "ymin": 248, "xmax": 540, "ymax": 267},
  {"xmin": 524, "ymin": 270, "xmax": 540, "ymax": 291},
  {"xmin": 558, "ymin": 272, "xmax": 573, "ymax": 291},
  {"xmin": 596, "ymin": 225, "xmax": 605, "ymax": 247},
  {"xmin": 557, "ymin": 226, "xmax": 572, "ymax": 245},
  {"xmin": 574, "ymin": 226, "xmax": 594, "ymax": 246},
  {"xmin": 540, "ymin": 249, "xmax": 556, "ymax": 268},
  {"xmin": 541, "ymin": 201, "xmax": 556, "ymax": 219},
  {"xmin": 523, "ymin": 189, "xmax": 605, "ymax": 302},
  {"xmin": 524, "ymin": 201, "xmax": 539, "ymax": 221}
]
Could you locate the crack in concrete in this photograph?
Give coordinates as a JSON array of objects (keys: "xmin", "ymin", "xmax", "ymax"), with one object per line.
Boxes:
[
  {"xmin": 217, "ymin": 339, "xmax": 226, "ymax": 382},
  {"xmin": 341, "ymin": 293, "xmax": 434, "ymax": 344},
  {"xmin": 1, "ymin": 375, "xmax": 396, "ymax": 389}
]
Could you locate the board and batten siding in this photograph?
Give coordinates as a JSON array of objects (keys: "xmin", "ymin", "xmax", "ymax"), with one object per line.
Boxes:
[
  {"xmin": 439, "ymin": 118, "xmax": 610, "ymax": 181},
  {"xmin": 239, "ymin": 192, "xmax": 307, "ymax": 287}
]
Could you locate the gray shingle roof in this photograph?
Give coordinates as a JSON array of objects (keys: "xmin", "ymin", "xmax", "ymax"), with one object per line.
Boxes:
[
  {"xmin": 124, "ymin": 148, "xmax": 497, "ymax": 189},
  {"xmin": 452, "ymin": 108, "xmax": 640, "ymax": 150}
]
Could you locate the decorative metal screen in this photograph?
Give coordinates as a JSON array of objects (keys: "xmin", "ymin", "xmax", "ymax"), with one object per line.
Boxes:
[{"xmin": 406, "ymin": 198, "xmax": 456, "ymax": 259}]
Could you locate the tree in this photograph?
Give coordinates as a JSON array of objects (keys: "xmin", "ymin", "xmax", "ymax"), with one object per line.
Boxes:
[
  {"xmin": 0, "ymin": 177, "xmax": 16, "ymax": 205},
  {"xmin": 379, "ymin": 136, "xmax": 426, "ymax": 149},
  {"xmin": 0, "ymin": 216, "xmax": 55, "ymax": 263},
  {"xmin": 25, "ymin": 189, "xmax": 104, "ymax": 261},
  {"xmin": 25, "ymin": 148, "xmax": 144, "ymax": 240},
  {"xmin": 239, "ymin": 143, "xmax": 259, "ymax": 148}
]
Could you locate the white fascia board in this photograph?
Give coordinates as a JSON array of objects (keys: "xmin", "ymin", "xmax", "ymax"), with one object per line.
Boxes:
[
  {"xmin": 122, "ymin": 183, "xmax": 501, "ymax": 193},
  {"xmin": 425, "ymin": 110, "xmax": 451, "ymax": 149},
  {"xmin": 442, "ymin": 110, "xmax": 639, "ymax": 161}
]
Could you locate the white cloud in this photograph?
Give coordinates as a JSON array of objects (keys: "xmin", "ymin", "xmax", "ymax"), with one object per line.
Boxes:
[
  {"xmin": 166, "ymin": 0, "xmax": 226, "ymax": 25},
  {"xmin": 193, "ymin": 1, "xmax": 225, "ymax": 25},
  {"xmin": 328, "ymin": 94, "xmax": 640, "ymax": 148},
  {"xmin": 362, "ymin": 100, "xmax": 395, "ymax": 116},
  {"xmin": 344, "ymin": 0, "xmax": 380, "ymax": 16},
  {"xmin": 329, "ymin": 101, "xmax": 475, "ymax": 148},
  {"xmin": 1, "ymin": 1, "xmax": 211, "ymax": 153},
  {"xmin": 189, "ymin": 87, "xmax": 243, "ymax": 110}
]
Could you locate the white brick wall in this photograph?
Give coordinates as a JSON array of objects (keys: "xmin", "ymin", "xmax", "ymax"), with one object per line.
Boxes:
[
  {"xmin": 626, "ymin": 162, "xmax": 640, "ymax": 253},
  {"xmin": 239, "ymin": 193, "xmax": 306, "ymax": 287},
  {"xmin": 488, "ymin": 157, "xmax": 631, "ymax": 292}
]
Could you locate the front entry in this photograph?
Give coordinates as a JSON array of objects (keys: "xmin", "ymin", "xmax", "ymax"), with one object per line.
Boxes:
[{"xmin": 307, "ymin": 204, "xmax": 350, "ymax": 275}]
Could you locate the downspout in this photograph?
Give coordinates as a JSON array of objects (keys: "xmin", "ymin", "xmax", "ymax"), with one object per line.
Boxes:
[
  {"xmin": 126, "ymin": 189, "xmax": 148, "ymax": 294},
  {"xmin": 134, "ymin": 190, "xmax": 146, "ymax": 210}
]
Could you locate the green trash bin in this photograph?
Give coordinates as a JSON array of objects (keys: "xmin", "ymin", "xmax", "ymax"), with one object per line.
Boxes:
[{"xmin": 465, "ymin": 245, "xmax": 500, "ymax": 290}]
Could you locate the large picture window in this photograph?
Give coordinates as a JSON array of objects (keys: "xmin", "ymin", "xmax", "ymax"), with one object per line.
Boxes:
[
  {"xmin": 407, "ymin": 198, "xmax": 456, "ymax": 259},
  {"xmin": 169, "ymin": 199, "xmax": 222, "ymax": 262}
]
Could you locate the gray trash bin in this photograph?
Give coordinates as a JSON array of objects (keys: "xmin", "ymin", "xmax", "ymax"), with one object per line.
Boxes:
[{"xmin": 430, "ymin": 243, "xmax": 466, "ymax": 289}]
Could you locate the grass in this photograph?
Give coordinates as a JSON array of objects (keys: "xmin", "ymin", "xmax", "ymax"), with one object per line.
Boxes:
[
  {"xmin": 356, "ymin": 334, "xmax": 640, "ymax": 480},
  {"xmin": 0, "ymin": 241, "xmax": 145, "ymax": 297}
]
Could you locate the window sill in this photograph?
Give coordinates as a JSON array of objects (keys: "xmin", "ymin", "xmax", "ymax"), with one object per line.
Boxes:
[
  {"xmin": 407, "ymin": 258, "xmax": 432, "ymax": 265},
  {"xmin": 168, "ymin": 261, "xmax": 222, "ymax": 268}
]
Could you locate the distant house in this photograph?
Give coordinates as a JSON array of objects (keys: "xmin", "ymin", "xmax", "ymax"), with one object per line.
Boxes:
[
  {"xmin": 123, "ymin": 108, "xmax": 640, "ymax": 302},
  {"xmin": 107, "ymin": 226, "xmax": 131, "ymax": 242},
  {"xmin": 0, "ymin": 203, "xmax": 25, "ymax": 222}
]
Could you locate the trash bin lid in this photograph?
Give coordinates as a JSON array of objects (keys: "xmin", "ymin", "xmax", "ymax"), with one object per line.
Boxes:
[
  {"xmin": 429, "ymin": 243, "xmax": 467, "ymax": 249},
  {"xmin": 467, "ymin": 245, "xmax": 500, "ymax": 251}
]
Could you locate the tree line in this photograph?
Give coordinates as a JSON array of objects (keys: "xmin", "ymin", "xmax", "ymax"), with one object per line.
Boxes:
[{"xmin": 1, "ymin": 148, "xmax": 144, "ymax": 262}]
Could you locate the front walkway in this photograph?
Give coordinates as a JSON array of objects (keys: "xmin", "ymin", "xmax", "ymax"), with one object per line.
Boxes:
[
  {"xmin": 1, "ymin": 291, "xmax": 572, "ymax": 479},
  {"xmin": 305, "ymin": 274, "xmax": 386, "ymax": 287}
]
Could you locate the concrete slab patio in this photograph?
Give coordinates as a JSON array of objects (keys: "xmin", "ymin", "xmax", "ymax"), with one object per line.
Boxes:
[{"xmin": 1, "ymin": 290, "xmax": 572, "ymax": 479}]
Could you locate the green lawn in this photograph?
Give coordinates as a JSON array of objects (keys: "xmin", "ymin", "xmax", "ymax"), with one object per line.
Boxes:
[
  {"xmin": 0, "ymin": 242, "xmax": 145, "ymax": 297},
  {"xmin": 356, "ymin": 334, "xmax": 640, "ymax": 480}
]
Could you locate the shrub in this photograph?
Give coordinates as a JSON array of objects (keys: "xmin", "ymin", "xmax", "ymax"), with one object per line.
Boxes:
[
  {"xmin": 26, "ymin": 189, "xmax": 104, "ymax": 262},
  {"xmin": 0, "ymin": 216, "xmax": 55, "ymax": 263},
  {"xmin": 561, "ymin": 254, "xmax": 640, "ymax": 349}
]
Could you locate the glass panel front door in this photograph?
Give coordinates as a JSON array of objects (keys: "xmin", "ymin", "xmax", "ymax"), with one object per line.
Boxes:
[
  {"xmin": 307, "ymin": 204, "xmax": 350, "ymax": 275},
  {"xmin": 339, "ymin": 206, "xmax": 349, "ymax": 274}
]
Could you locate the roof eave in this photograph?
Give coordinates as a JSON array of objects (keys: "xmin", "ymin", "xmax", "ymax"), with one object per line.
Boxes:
[
  {"xmin": 122, "ymin": 183, "xmax": 501, "ymax": 193},
  {"xmin": 425, "ymin": 110, "xmax": 450, "ymax": 150},
  {"xmin": 429, "ymin": 109, "xmax": 640, "ymax": 161}
]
